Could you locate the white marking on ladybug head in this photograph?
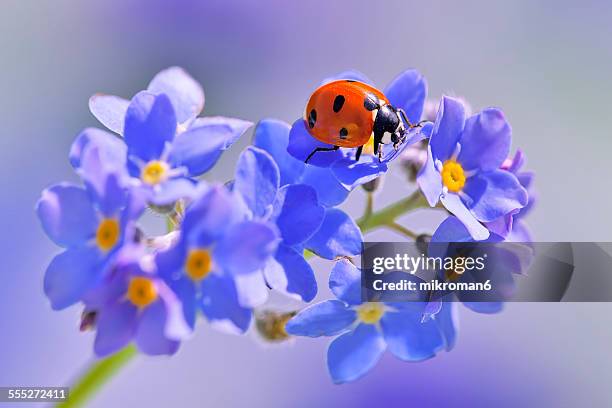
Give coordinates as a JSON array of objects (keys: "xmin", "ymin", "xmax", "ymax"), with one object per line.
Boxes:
[{"xmin": 371, "ymin": 108, "xmax": 378, "ymax": 123}]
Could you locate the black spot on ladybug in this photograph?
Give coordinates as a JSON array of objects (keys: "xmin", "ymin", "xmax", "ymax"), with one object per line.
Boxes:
[
  {"xmin": 308, "ymin": 109, "xmax": 317, "ymax": 128},
  {"xmin": 345, "ymin": 79, "xmax": 356, "ymax": 83},
  {"xmin": 339, "ymin": 127, "xmax": 348, "ymax": 139},
  {"xmin": 333, "ymin": 95, "xmax": 345, "ymax": 113},
  {"xmin": 364, "ymin": 93, "xmax": 379, "ymax": 111}
]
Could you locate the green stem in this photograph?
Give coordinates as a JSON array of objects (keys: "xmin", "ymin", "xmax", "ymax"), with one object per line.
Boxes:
[
  {"xmin": 56, "ymin": 339, "xmax": 137, "ymax": 407},
  {"xmin": 386, "ymin": 221, "xmax": 418, "ymax": 239},
  {"xmin": 357, "ymin": 190, "xmax": 428, "ymax": 234},
  {"xmin": 364, "ymin": 192, "xmax": 374, "ymax": 217}
]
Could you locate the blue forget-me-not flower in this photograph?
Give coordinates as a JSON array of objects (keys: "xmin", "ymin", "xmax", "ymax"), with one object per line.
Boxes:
[{"xmin": 286, "ymin": 259, "xmax": 457, "ymax": 383}]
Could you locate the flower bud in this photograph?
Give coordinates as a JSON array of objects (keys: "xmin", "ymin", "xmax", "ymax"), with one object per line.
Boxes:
[
  {"xmin": 416, "ymin": 233, "xmax": 432, "ymax": 255},
  {"xmin": 255, "ymin": 310, "xmax": 297, "ymax": 342},
  {"xmin": 361, "ymin": 176, "xmax": 384, "ymax": 193},
  {"xmin": 79, "ymin": 310, "xmax": 97, "ymax": 332}
]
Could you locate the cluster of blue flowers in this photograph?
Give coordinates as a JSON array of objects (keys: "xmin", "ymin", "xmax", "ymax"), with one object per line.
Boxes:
[{"xmin": 37, "ymin": 67, "xmax": 533, "ymax": 383}]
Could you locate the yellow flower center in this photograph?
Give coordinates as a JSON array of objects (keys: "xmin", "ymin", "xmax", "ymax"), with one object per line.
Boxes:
[
  {"xmin": 141, "ymin": 160, "xmax": 169, "ymax": 185},
  {"xmin": 441, "ymin": 160, "xmax": 466, "ymax": 193},
  {"xmin": 95, "ymin": 218, "xmax": 120, "ymax": 252},
  {"xmin": 362, "ymin": 135, "xmax": 375, "ymax": 155},
  {"xmin": 185, "ymin": 249, "xmax": 213, "ymax": 281},
  {"xmin": 357, "ymin": 303, "xmax": 385, "ymax": 324},
  {"xmin": 127, "ymin": 277, "xmax": 158, "ymax": 308},
  {"xmin": 445, "ymin": 257, "xmax": 466, "ymax": 282}
]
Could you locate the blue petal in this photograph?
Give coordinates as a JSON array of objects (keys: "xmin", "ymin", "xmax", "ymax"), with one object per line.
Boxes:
[
  {"xmin": 253, "ymin": 118, "xmax": 305, "ymax": 185},
  {"xmin": 331, "ymin": 156, "xmax": 388, "ymax": 190},
  {"xmin": 431, "ymin": 216, "xmax": 474, "ymax": 243},
  {"xmin": 305, "ymin": 208, "xmax": 363, "ymax": 260},
  {"xmin": 155, "ymin": 240, "xmax": 186, "ymax": 278},
  {"xmin": 329, "ymin": 259, "xmax": 362, "ymax": 305},
  {"xmin": 430, "ymin": 96, "xmax": 465, "ymax": 161},
  {"xmin": 147, "ymin": 66, "xmax": 204, "ymax": 124},
  {"xmin": 517, "ymin": 170, "xmax": 535, "ymax": 191},
  {"xmin": 272, "ymin": 184, "xmax": 324, "ymax": 246},
  {"xmin": 380, "ymin": 309, "xmax": 444, "ymax": 361},
  {"xmin": 81, "ymin": 259, "xmax": 128, "ymax": 309},
  {"xmin": 433, "ymin": 302, "xmax": 459, "ymax": 351},
  {"xmin": 154, "ymin": 278, "xmax": 192, "ymax": 341},
  {"xmin": 462, "ymin": 301, "xmax": 504, "ymax": 314},
  {"xmin": 233, "ymin": 271, "xmax": 269, "ymax": 308},
  {"xmin": 36, "ymin": 183, "xmax": 97, "ymax": 247},
  {"xmin": 261, "ymin": 256, "xmax": 286, "ymax": 290},
  {"xmin": 458, "ymin": 108, "xmax": 511, "ymax": 172},
  {"xmin": 201, "ymin": 274, "xmax": 252, "ymax": 334},
  {"xmin": 422, "ymin": 300, "xmax": 443, "ymax": 321},
  {"xmin": 191, "ymin": 116, "xmax": 253, "ymax": 149},
  {"xmin": 321, "ymin": 70, "xmax": 374, "ymax": 85},
  {"xmin": 484, "ymin": 212, "xmax": 515, "ymax": 239},
  {"xmin": 181, "ymin": 186, "xmax": 246, "ymax": 246},
  {"xmin": 149, "ymin": 178, "xmax": 196, "ymax": 206},
  {"xmin": 124, "ymin": 91, "xmax": 176, "ymax": 162},
  {"xmin": 167, "ymin": 277, "xmax": 197, "ymax": 329},
  {"xmin": 417, "ymin": 144, "xmax": 443, "ymax": 206},
  {"xmin": 135, "ymin": 300, "xmax": 180, "ymax": 356},
  {"xmin": 287, "ymin": 118, "xmax": 345, "ymax": 167},
  {"xmin": 121, "ymin": 189, "xmax": 149, "ymax": 224},
  {"xmin": 98, "ymin": 172, "xmax": 128, "ymax": 218},
  {"xmin": 327, "ymin": 323, "xmax": 386, "ymax": 384},
  {"xmin": 285, "ymin": 300, "xmax": 356, "ymax": 337},
  {"xmin": 214, "ymin": 220, "xmax": 279, "ymax": 275},
  {"xmin": 234, "ymin": 146, "xmax": 280, "ymax": 217},
  {"xmin": 463, "ymin": 170, "xmax": 528, "ymax": 222},
  {"xmin": 69, "ymin": 127, "xmax": 126, "ymax": 169},
  {"xmin": 440, "ymin": 193, "xmax": 489, "ymax": 240},
  {"xmin": 88, "ymin": 94, "xmax": 130, "ymax": 135},
  {"xmin": 44, "ymin": 246, "xmax": 102, "ymax": 310},
  {"xmin": 94, "ymin": 301, "xmax": 138, "ymax": 357},
  {"xmin": 420, "ymin": 121, "xmax": 434, "ymax": 138},
  {"xmin": 299, "ymin": 165, "xmax": 350, "ymax": 207},
  {"xmin": 78, "ymin": 145, "xmax": 128, "ymax": 217},
  {"xmin": 272, "ymin": 244, "xmax": 317, "ymax": 302},
  {"xmin": 383, "ymin": 69, "xmax": 427, "ymax": 123},
  {"xmin": 456, "ymin": 247, "xmax": 521, "ymax": 308},
  {"xmin": 168, "ymin": 123, "xmax": 240, "ymax": 177}
]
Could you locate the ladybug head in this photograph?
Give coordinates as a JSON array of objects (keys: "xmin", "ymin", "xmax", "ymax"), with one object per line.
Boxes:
[{"xmin": 372, "ymin": 104, "xmax": 407, "ymax": 156}]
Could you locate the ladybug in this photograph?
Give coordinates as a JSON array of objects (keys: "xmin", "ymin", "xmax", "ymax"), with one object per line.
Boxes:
[{"xmin": 303, "ymin": 79, "xmax": 418, "ymax": 163}]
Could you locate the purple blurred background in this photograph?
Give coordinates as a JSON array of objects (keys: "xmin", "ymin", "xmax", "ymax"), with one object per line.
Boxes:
[{"xmin": 2, "ymin": 0, "xmax": 612, "ymax": 406}]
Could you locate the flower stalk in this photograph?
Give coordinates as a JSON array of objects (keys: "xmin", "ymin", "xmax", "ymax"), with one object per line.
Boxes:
[
  {"xmin": 56, "ymin": 345, "xmax": 137, "ymax": 408},
  {"xmin": 357, "ymin": 189, "xmax": 428, "ymax": 234}
]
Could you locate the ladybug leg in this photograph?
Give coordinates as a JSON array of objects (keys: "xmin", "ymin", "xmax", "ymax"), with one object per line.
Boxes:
[
  {"xmin": 305, "ymin": 145, "xmax": 339, "ymax": 163},
  {"xmin": 399, "ymin": 108, "xmax": 430, "ymax": 129},
  {"xmin": 398, "ymin": 108, "xmax": 431, "ymax": 129},
  {"xmin": 373, "ymin": 129, "xmax": 384, "ymax": 162},
  {"xmin": 391, "ymin": 132, "xmax": 404, "ymax": 150},
  {"xmin": 355, "ymin": 146, "xmax": 363, "ymax": 161},
  {"xmin": 398, "ymin": 108, "xmax": 415, "ymax": 128}
]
